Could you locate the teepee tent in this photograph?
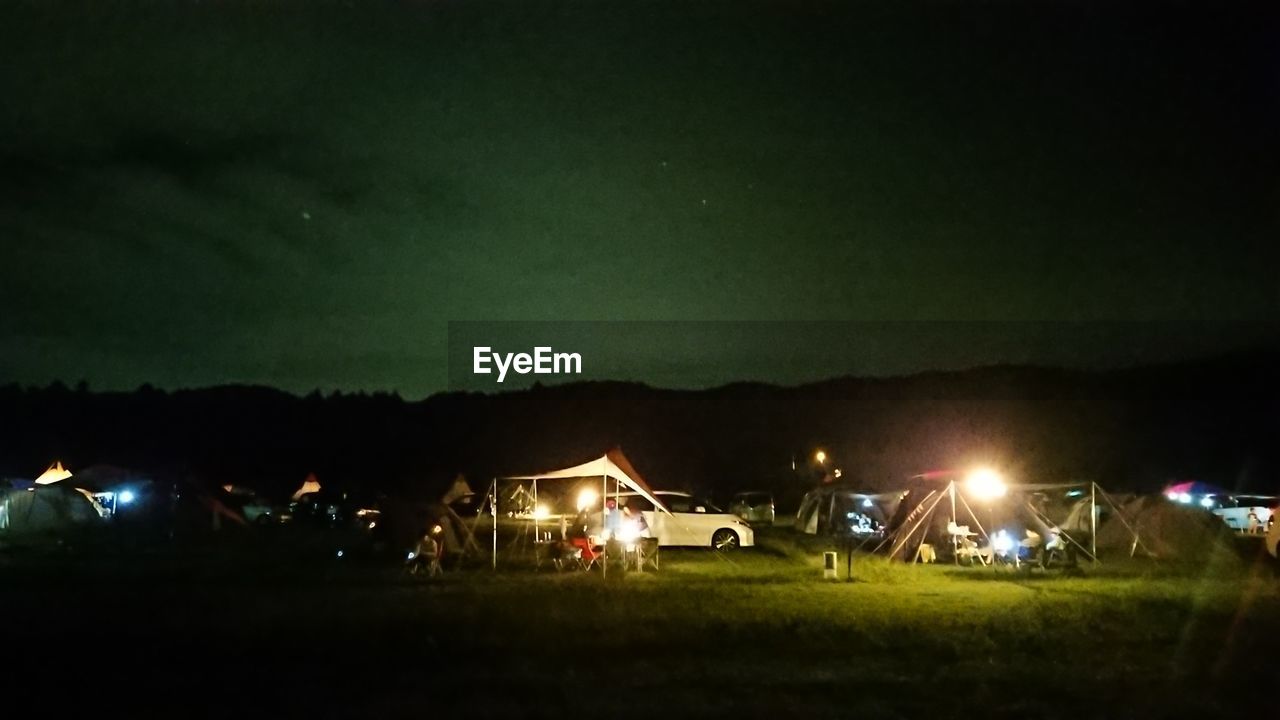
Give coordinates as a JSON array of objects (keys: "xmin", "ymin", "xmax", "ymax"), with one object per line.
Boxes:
[
  {"xmin": 291, "ymin": 473, "xmax": 322, "ymax": 501},
  {"xmin": 34, "ymin": 461, "xmax": 72, "ymax": 485},
  {"xmin": 441, "ymin": 474, "xmax": 475, "ymax": 506}
]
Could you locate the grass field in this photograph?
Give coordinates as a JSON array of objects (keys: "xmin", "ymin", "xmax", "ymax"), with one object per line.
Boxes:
[{"xmin": 3, "ymin": 529, "xmax": 1276, "ymax": 718}]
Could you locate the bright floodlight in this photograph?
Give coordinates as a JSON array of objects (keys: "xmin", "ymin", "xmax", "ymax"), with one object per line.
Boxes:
[
  {"xmin": 992, "ymin": 529, "xmax": 1014, "ymax": 554},
  {"xmin": 118, "ymin": 490, "xmax": 136, "ymax": 504},
  {"xmin": 815, "ymin": 450, "xmax": 827, "ymax": 464},
  {"xmin": 576, "ymin": 488, "xmax": 598, "ymax": 512},
  {"xmin": 1166, "ymin": 492, "xmax": 1180, "ymax": 501},
  {"xmin": 1199, "ymin": 496, "xmax": 1214, "ymax": 508},
  {"xmin": 862, "ymin": 498, "xmax": 873, "ymax": 508},
  {"xmin": 1177, "ymin": 492, "xmax": 1192, "ymax": 504},
  {"xmin": 965, "ymin": 468, "xmax": 1007, "ymax": 501},
  {"xmin": 532, "ymin": 504, "xmax": 551, "ymax": 520}
]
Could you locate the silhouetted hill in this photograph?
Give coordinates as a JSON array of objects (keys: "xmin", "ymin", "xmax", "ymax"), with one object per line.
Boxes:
[{"xmin": 2, "ymin": 351, "xmax": 1276, "ymax": 506}]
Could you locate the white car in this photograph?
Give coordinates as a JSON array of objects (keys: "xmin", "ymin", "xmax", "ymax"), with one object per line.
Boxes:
[{"xmin": 616, "ymin": 491, "xmax": 754, "ymax": 550}]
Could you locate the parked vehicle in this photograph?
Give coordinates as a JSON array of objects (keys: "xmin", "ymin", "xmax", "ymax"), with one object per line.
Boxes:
[
  {"xmin": 1212, "ymin": 505, "xmax": 1273, "ymax": 533},
  {"xmin": 729, "ymin": 491, "xmax": 775, "ymax": 526},
  {"xmin": 241, "ymin": 496, "xmax": 290, "ymax": 525},
  {"xmin": 614, "ymin": 491, "xmax": 754, "ymax": 549}
]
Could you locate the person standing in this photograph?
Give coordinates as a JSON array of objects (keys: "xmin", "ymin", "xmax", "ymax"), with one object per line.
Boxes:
[{"xmin": 604, "ymin": 498, "xmax": 623, "ymax": 539}]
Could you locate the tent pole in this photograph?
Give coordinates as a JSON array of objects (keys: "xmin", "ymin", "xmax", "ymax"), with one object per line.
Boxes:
[
  {"xmin": 950, "ymin": 481, "xmax": 958, "ymax": 565},
  {"xmin": 1027, "ymin": 501, "xmax": 1097, "ymax": 564},
  {"xmin": 491, "ymin": 478, "xmax": 497, "ymax": 570},
  {"xmin": 601, "ymin": 473, "xmax": 608, "ymax": 578},
  {"xmin": 1096, "ymin": 485, "xmax": 1154, "ymax": 558},
  {"xmin": 873, "ymin": 489, "xmax": 937, "ymax": 554},
  {"xmin": 532, "ymin": 478, "xmax": 538, "ymax": 542},
  {"xmin": 955, "ymin": 490, "xmax": 989, "ymax": 541},
  {"xmin": 1090, "ymin": 482, "xmax": 1098, "ymax": 563},
  {"xmin": 888, "ymin": 490, "xmax": 946, "ymax": 560}
]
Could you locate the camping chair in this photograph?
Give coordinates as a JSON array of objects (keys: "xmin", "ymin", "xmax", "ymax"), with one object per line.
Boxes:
[
  {"xmin": 569, "ymin": 536, "xmax": 603, "ymax": 571},
  {"xmin": 955, "ymin": 537, "xmax": 988, "ymax": 566},
  {"xmin": 636, "ymin": 537, "xmax": 660, "ymax": 572}
]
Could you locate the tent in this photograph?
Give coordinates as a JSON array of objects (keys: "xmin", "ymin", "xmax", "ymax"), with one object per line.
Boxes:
[
  {"xmin": 291, "ymin": 473, "xmax": 322, "ymax": 501},
  {"xmin": 795, "ymin": 485, "xmax": 903, "ymax": 537},
  {"xmin": 496, "ymin": 448, "xmax": 670, "ymax": 574},
  {"xmin": 441, "ymin": 474, "xmax": 475, "ymax": 506},
  {"xmin": 876, "ymin": 477, "xmax": 1090, "ymax": 563},
  {"xmin": 34, "ymin": 461, "xmax": 72, "ymax": 485},
  {"xmin": 0, "ymin": 484, "xmax": 104, "ymax": 534},
  {"xmin": 1095, "ymin": 495, "xmax": 1237, "ymax": 561},
  {"xmin": 503, "ymin": 448, "xmax": 668, "ymax": 513}
]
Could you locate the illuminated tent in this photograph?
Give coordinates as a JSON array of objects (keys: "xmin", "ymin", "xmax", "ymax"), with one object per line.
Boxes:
[
  {"xmin": 877, "ymin": 477, "xmax": 1097, "ymax": 563},
  {"xmin": 290, "ymin": 473, "xmax": 322, "ymax": 501},
  {"xmin": 493, "ymin": 448, "xmax": 670, "ymax": 574},
  {"xmin": 34, "ymin": 461, "xmax": 72, "ymax": 485},
  {"xmin": 795, "ymin": 485, "xmax": 903, "ymax": 537},
  {"xmin": 503, "ymin": 448, "xmax": 669, "ymax": 513}
]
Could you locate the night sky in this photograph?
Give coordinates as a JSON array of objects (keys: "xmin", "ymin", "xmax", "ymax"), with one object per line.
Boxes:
[{"xmin": 2, "ymin": 1, "xmax": 1276, "ymax": 397}]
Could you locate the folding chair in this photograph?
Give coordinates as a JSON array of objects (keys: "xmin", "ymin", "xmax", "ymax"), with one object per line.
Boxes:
[
  {"xmin": 637, "ymin": 537, "xmax": 660, "ymax": 572},
  {"xmin": 570, "ymin": 537, "xmax": 603, "ymax": 571}
]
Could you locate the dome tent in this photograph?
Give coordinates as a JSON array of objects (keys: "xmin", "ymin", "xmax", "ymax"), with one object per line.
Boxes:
[{"xmin": 0, "ymin": 484, "xmax": 105, "ymax": 535}]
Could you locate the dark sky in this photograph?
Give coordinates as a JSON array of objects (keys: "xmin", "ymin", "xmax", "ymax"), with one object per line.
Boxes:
[{"xmin": 2, "ymin": 1, "xmax": 1276, "ymax": 398}]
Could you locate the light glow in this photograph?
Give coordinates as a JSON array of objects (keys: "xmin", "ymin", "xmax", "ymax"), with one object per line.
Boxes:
[
  {"xmin": 964, "ymin": 468, "xmax": 1007, "ymax": 501},
  {"xmin": 118, "ymin": 490, "xmax": 136, "ymax": 505},
  {"xmin": 576, "ymin": 488, "xmax": 598, "ymax": 511},
  {"xmin": 815, "ymin": 451, "xmax": 827, "ymax": 464},
  {"xmin": 1199, "ymin": 496, "xmax": 1214, "ymax": 508},
  {"xmin": 532, "ymin": 504, "xmax": 551, "ymax": 520},
  {"xmin": 992, "ymin": 529, "xmax": 1014, "ymax": 554},
  {"xmin": 1177, "ymin": 493, "xmax": 1192, "ymax": 504}
]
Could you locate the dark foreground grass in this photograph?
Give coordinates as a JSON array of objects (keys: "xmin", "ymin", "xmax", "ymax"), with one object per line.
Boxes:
[{"xmin": 2, "ymin": 531, "xmax": 1276, "ymax": 719}]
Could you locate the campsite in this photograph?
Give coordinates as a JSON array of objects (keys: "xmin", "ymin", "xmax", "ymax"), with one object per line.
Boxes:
[
  {"xmin": 4, "ymin": 523, "xmax": 1278, "ymax": 718},
  {"xmin": 3, "ymin": 448, "xmax": 1278, "ymax": 718},
  {"xmin": 3, "ymin": 0, "xmax": 1278, "ymax": 715}
]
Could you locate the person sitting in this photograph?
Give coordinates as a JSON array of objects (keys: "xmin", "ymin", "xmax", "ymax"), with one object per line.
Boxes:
[{"xmin": 408, "ymin": 526, "xmax": 444, "ymax": 577}]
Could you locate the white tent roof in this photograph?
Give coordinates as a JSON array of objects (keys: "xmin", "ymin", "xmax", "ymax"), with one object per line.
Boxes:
[{"xmin": 504, "ymin": 448, "xmax": 670, "ymax": 514}]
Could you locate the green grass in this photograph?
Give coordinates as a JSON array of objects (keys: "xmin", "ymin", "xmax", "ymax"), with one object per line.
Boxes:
[{"xmin": 3, "ymin": 528, "xmax": 1277, "ymax": 718}]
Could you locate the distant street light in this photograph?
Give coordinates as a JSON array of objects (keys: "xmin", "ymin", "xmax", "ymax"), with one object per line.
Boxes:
[
  {"xmin": 815, "ymin": 450, "xmax": 827, "ymax": 465},
  {"xmin": 964, "ymin": 468, "xmax": 1007, "ymax": 501}
]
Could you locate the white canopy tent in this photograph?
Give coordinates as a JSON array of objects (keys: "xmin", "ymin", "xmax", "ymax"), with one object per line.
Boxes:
[
  {"xmin": 504, "ymin": 449, "xmax": 670, "ymax": 513},
  {"xmin": 496, "ymin": 448, "xmax": 670, "ymax": 575}
]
